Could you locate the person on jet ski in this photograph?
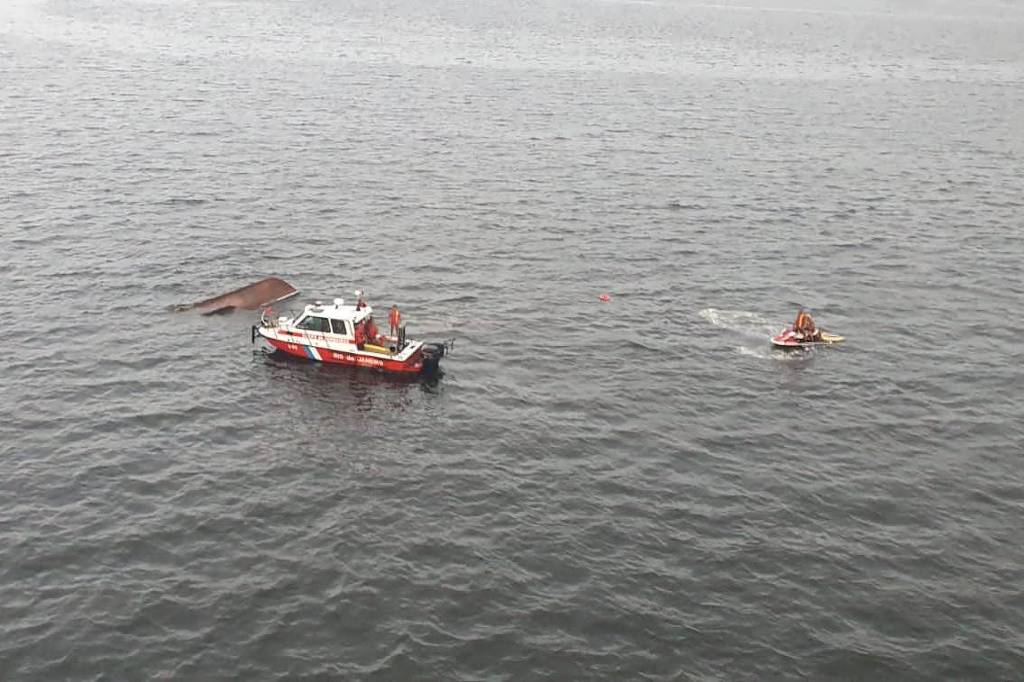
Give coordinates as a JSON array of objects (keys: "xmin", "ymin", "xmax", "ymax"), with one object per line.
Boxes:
[{"xmin": 793, "ymin": 309, "xmax": 820, "ymax": 341}]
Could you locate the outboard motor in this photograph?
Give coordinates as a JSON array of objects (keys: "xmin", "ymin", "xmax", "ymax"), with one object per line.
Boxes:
[
  {"xmin": 420, "ymin": 342, "xmax": 446, "ymax": 373},
  {"xmin": 420, "ymin": 339, "xmax": 454, "ymax": 373}
]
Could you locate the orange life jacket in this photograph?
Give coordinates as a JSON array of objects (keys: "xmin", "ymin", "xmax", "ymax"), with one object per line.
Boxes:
[
  {"xmin": 794, "ymin": 311, "xmax": 814, "ymax": 332},
  {"xmin": 389, "ymin": 307, "xmax": 401, "ymax": 328}
]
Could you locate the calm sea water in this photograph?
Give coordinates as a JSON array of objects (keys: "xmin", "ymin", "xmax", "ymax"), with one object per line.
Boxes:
[{"xmin": 2, "ymin": 0, "xmax": 1023, "ymax": 678}]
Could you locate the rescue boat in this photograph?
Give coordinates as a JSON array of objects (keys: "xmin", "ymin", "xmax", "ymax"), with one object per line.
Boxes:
[{"xmin": 252, "ymin": 296, "xmax": 449, "ymax": 374}]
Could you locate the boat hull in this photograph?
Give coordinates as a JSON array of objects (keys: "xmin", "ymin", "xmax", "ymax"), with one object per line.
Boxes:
[{"xmin": 264, "ymin": 337, "xmax": 428, "ymax": 373}]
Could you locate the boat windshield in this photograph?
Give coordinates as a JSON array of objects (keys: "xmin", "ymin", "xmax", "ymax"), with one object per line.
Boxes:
[
  {"xmin": 330, "ymin": 319, "xmax": 349, "ymax": 336},
  {"xmin": 297, "ymin": 316, "xmax": 331, "ymax": 333}
]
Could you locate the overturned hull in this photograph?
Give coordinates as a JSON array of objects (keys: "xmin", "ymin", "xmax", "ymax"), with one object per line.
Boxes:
[{"xmin": 175, "ymin": 277, "xmax": 299, "ymax": 315}]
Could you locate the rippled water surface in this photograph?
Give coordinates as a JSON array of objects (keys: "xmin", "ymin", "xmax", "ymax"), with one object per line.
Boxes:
[{"xmin": 2, "ymin": 0, "xmax": 1023, "ymax": 678}]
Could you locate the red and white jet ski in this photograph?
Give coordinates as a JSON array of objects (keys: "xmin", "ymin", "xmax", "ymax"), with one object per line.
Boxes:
[
  {"xmin": 771, "ymin": 327, "xmax": 845, "ymax": 348},
  {"xmin": 252, "ymin": 296, "xmax": 450, "ymax": 374}
]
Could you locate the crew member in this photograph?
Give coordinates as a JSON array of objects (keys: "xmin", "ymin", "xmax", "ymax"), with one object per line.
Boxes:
[
  {"xmin": 388, "ymin": 305, "xmax": 402, "ymax": 337},
  {"xmin": 365, "ymin": 316, "xmax": 379, "ymax": 344}
]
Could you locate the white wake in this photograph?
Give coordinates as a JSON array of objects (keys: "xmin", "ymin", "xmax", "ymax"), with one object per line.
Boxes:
[{"xmin": 699, "ymin": 308, "xmax": 778, "ymax": 339}]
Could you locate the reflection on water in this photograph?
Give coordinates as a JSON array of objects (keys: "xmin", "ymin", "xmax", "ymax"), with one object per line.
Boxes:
[{"xmin": 256, "ymin": 349, "xmax": 444, "ymax": 412}]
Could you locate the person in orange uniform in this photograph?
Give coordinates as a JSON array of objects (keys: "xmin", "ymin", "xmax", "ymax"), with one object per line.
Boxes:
[
  {"xmin": 388, "ymin": 305, "xmax": 402, "ymax": 337},
  {"xmin": 792, "ymin": 309, "xmax": 820, "ymax": 341},
  {"xmin": 365, "ymin": 317, "xmax": 379, "ymax": 344}
]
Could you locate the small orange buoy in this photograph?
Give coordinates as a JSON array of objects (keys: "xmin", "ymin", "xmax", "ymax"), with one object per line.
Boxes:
[{"xmin": 598, "ymin": 294, "xmax": 611, "ymax": 302}]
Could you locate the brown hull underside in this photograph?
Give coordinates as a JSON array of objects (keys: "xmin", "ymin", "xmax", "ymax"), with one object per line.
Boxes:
[{"xmin": 175, "ymin": 277, "xmax": 299, "ymax": 315}]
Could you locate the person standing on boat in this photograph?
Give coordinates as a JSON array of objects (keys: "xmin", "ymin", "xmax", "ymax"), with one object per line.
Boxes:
[
  {"xmin": 388, "ymin": 305, "xmax": 402, "ymax": 337},
  {"xmin": 365, "ymin": 317, "xmax": 379, "ymax": 344}
]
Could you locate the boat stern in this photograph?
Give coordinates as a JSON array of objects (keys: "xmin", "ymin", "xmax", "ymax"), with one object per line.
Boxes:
[{"xmin": 420, "ymin": 340, "xmax": 454, "ymax": 374}]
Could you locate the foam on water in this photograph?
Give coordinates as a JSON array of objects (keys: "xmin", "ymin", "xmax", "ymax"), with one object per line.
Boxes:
[{"xmin": 699, "ymin": 307, "xmax": 779, "ymax": 339}]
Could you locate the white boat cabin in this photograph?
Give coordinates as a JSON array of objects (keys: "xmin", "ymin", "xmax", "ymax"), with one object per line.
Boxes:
[
  {"xmin": 286, "ymin": 298, "xmax": 373, "ymax": 340},
  {"xmin": 266, "ymin": 297, "xmax": 416, "ymax": 359}
]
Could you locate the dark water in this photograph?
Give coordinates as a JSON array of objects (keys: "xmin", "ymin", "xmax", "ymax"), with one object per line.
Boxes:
[{"xmin": 2, "ymin": 0, "xmax": 1023, "ymax": 678}]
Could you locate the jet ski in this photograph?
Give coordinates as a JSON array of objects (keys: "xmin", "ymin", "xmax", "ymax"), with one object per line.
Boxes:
[{"xmin": 771, "ymin": 327, "xmax": 845, "ymax": 348}]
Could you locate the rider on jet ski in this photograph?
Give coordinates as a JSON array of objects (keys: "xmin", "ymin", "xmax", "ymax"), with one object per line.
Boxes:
[{"xmin": 793, "ymin": 309, "xmax": 820, "ymax": 342}]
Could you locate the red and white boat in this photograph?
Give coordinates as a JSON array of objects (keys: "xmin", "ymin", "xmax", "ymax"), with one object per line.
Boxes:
[{"xmin": 252, "ymin": 296, "xmax": 449, "ymax": 374}]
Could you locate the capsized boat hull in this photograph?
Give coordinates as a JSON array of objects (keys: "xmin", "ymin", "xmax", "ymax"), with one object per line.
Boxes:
[{"xmin": 175, "ymin": 277, "xmax": 299, "ymax": 315}]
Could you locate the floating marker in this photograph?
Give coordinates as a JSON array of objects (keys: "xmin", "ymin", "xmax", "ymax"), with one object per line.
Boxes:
[{"xmin": 598, "ymin": 294, "xmax": 611, "ymax": 302}]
